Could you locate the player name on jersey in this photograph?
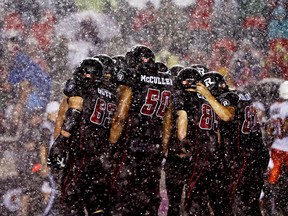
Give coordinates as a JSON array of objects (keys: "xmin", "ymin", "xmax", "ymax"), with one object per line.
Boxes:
[
  {"xmin": 238, "ymin": 92, "xmax": 251, "ymax": 101},
  {"xmin": 97, "ymin": 87, "xmax": 113, "ymax": 98},
  {"xmin": 140, "ymin": 75, "xmax": 173, "ymax": 86}
]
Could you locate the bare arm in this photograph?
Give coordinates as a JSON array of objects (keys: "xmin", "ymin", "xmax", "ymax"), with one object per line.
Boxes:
[
  {"xmin": 162, "ymin": 104, "xmax": 173, "ymax": 154},
  {"xmin": 109, "ymin": 85, "xmax": 132, "ymax": 144},
  {"xmin": 54, "ymin": 96, "xmax": 68, "ymax": 138},
  {"xmin": 195, "ymin": 83, "xmax": 235, "ymax": 122},
  {"xmin": 54, "ymin": 96, "xmax": 83, "ymax": 138},
  {"xmin": 177, "ymin": 110, "xmax": 188, "ymax": 141}
]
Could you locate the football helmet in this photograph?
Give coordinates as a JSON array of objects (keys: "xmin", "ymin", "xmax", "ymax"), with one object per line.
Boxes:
[
  {"xmin": 93, "ymin": 54, "xmax": 114, "ymax": 68},
  {"xmin": 279, "ymin": 81, "xmax": 288, "ymax": 100},
  {"xmin": 74, "ymin": 58, "xmax": 103, "ymax": 84},
  {"xmin": 93, "ymin": 54, "xmax": 114, "ymax": 82},
  {"xmin": 156, "ymin": 61, "xmax": 168, "ymax": 73},
  {"xmin": 200, "ymin": 71, "xmax": 229, "ymax": 97},
  {"xmin": 169, "ymin": 65, "xmax": 184, "ymax": 77},
  {"xmin": 125, "ymin": 45, "xmax": 155, "ymax": 69},
  {"xmin": 191, "ymin": 64, "xmax": 209, "ymax": 76},
  {"xmin": 175, "ymin": 67, "xmax": 202, "ymax": 90}
]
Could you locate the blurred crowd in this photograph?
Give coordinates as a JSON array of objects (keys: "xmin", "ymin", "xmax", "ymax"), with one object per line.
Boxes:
[{"xmin": 0, "ymin": 0, "xmax": 287, "ymax": 215}]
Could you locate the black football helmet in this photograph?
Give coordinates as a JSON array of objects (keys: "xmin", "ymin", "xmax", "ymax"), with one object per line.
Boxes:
[
  {"xmin": 156, "ymin": 61, "xmax": 168, "ymax": 73},
  {"xmin": 169, "ymin": 65, "xmax": 184, "ymax": 77},
  {"xmin": 93, "ymin": 54, "xmax": 114, "ymax": 68},
  {"xmin": 74, "ymin": 58, "xmax": 103, "ymax": 84},
  {"xmin": 125, "ymin": 45, "xmax": 155, "ymax": 69},
  {"xmin": 200, "ymin": 71, "xmax": 229, "ymax": 97},
  {"xmin": 93, "ymin": 54, "xmax": 114, "ymax": 82},
  {"xmin": 175, "ymin": 67, "xmax": 202, "ymax": 90},
  {"xmin": 191, "ymin": 64, "xmax": 209, "ymax": 76}
]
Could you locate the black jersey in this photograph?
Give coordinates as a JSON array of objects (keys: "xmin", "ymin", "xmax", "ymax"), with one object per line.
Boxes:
[
  {"xmin": 63, "ymin": 78, "xmax": 117, "ymax": 156},
  {"xmin": 119, "ymin": 67, "xmax": 173, "ymax": 153},
  {"xmin": 172, "ymin": 90, "xmax": 219, "ymax": 154},
  {"xmin": 80, "ymin": 86, "xmax": 117, "ymax": 156},
  {"xmin": 216, "ymin": 91, "xmax": 257, "ymax": 190},
  {"xmin": 218, "ymin": 91, "xmax": 257, "ymax": 151}
]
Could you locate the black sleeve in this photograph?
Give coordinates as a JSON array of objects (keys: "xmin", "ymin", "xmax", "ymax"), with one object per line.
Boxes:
[
  {"xmin": 115, "ymin": 68, "xmax": 137, "ymax": 87},
  {"xmin": 63, "ymin": 78, "xmax": 83, "ymax": 97}
]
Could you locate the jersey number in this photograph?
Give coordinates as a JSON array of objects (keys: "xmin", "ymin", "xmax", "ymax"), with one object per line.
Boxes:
[
  {"xmin": 140, "ymin": 88, "xmax": 171, "ymax": 117},
  {"xmin": 90, "ymin": 98, "xmax": 117, "ymax": 128},
  {"xmin": 242, "ymin": 105, "xmax": 254, "ymax": 134},
  {"xmin": 199, "ymin": 103, "xmax": 215, "ymax": 130}
]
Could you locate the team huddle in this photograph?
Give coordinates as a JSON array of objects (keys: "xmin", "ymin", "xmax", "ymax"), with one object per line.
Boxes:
[{"xmin": 47, "ymin": 45, "xmax": 270, "ymax": 216}]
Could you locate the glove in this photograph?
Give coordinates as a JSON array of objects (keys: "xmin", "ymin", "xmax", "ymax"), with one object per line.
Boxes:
[
  {"xmin": 47, "ymin": 134, "xmax": 69, "ymax": 170},
  {"xmin": 171, "ymin": 139, "xmax": 191, "ymax": 158}
]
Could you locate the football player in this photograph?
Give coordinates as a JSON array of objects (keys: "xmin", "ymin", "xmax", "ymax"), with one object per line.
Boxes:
[
  {"xmin": 231, "ymin": 90, "xmax": 269, "ymax": 216},
  {"xmin": 197, "ymin": 71, "xmax": 269, "ymax": 215},
  {"xmin": 48, "ymin": 57, "xmax": 117, "ymax": 216},
  {"xmin": 195, "ymin": 71, "xmax": 235, "ymax": 215},
  {"xmin": 264, "ymin": 81, "xmax": 288, "ymax": 215},
  {"xmin": 109, "ymin": 45, "xmax": 173, "ymax": 215},
  {"xmin": 165, "ymin": 67, "xmax": 205, "ymax": 216}
]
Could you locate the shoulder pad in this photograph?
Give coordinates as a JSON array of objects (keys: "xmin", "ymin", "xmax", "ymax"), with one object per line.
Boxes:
[
  {"xmin": 218, "ymin": 91, "xmax": 239, "ymax": 107},
  {"xmin": 63, "ymin": 78, "xmax": 83, "ymax": 97},
  {"xmin": 115, "ymin": 68, "xmax": 136, "ymax": 86}
]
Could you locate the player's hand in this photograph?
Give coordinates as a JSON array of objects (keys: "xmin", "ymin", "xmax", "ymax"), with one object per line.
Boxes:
[
  {"xmin": 176, "ymin": 147, "xmax": 191, "ymax": 158},
  {"xmin": 47, "ymin": 134, "xmax": 69, "ymax": 170},
  {"xmin": 196, "ymin": 82, "xmax": 213, "ymax": 98},
  {"xmin": 171, "ymin": 139, "xmax": 191, "ymax": 158}
]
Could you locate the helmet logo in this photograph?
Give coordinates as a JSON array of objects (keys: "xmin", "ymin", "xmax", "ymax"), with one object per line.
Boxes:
[
  {"xmin": 117, "ymin": 71, "xmax": 125, "ymax": 81},
  {"xmin": 220, "ymin": 99, "xmax": 230, "ymax": 106},
  {"xmin": 203, "ymin": 78, "xmax": 215, "ymax": 87},
  {"xmin": 195, "ymin": 67, "xmax": 205, "ymax": 76}
]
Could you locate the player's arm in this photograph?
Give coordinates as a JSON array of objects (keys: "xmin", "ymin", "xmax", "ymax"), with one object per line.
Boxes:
[
  {"xmin": 48, "ymin": 78, "xmax": 84, "ymax": 170},
  {"xmin": 162, "ymin": 104, "xmax": 173, "ymax": 154},
  {"xmin": 177, "ymin": 110, "xmax": 188, "ymax": 141},
  {"xmin": 54, "ymin": 95, "xmax": 83, "ymax": 138},
  {"xmin": 60, "ymin": 96, "xmax": 83, "ymax": 138},
  {"xmin": 196, "ymin": 82, "xmax": 235, "ymax": 121},
  {"xmin": 54, "ymin": 96, "xmax": 69, "ymax": 138},
  {"xmin": 175, "ymin": 109, "xmax": 190, "ymax": 157},
  {"xmin": 109, "ymin": 85, "xmax": 132, "ymax": 144},
  {"xmin": 48, "ymin": 96, "xmax": 83, "ymax": 170}
]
